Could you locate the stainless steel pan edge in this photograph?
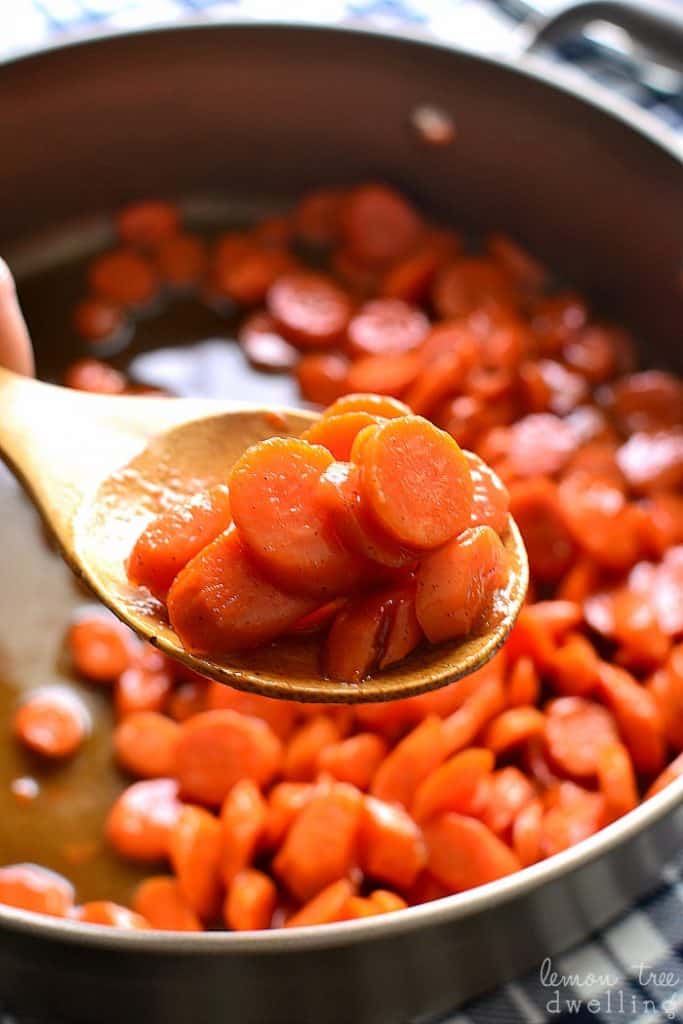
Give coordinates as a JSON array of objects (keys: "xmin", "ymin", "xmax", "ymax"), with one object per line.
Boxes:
[{"xmin": 0, "ymin": 21, "xmax": 682, "ymax": 1023}]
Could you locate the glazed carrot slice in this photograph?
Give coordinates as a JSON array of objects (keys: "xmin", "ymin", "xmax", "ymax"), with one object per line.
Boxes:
[
  {"xmin": 345, "ymin": 352, "xmax": 422, "ymax": 398},
  {"xmin": 165, "ymin": 678, "xmax": 208, "ymax": 723},
  {"xmin": 369, "ymin": 889, "xmax": 408, "ymax": 914},
  {"xmin": 0, "ymin": 864, "xmax": 74, "ymax": 917},
  {"xmin": 293, "ymin": 188, "xmax": 347, "ymax": 247},
  {"xmin": 289, "ymin": 600, "xmax": 347, "ymax": 636},
  {"xmin": 432, "ymin": 258, "xmax": 515, "ymax": 320},
  {"xmin": 220, "ymin": 779, "xmax": 268, "ymax": 885},
  {"xmin": 343, "ymin": 895, "xmax": 376, "ymax": 919},
  {"xmin": 544, "ymin": 697, "xmax": 619, "ymax": 780},
  {"xmin": 359, "ymin": 796, "xmax": 426, "ymax": 890},
  {"xmin": 301, "ymin": 412, "xmax": 382, "ymax": 461},
  {"xmin": 286, "ymin": 878, "xmax": 356, "ymax": 928},
  {"xmin": 115, "ymin": 664, "xmax": 173, "ymax": 718},
  {"xmin": 225, "ymin": 869, "xmax": 277, "ymax": 931},
  {"xmin": 465, "ymin": 452, "xmax": 510, "ymax": 536},
  {"xmin": 214, "ymin": 246, "xmax": 293, "ymax": 306},
  {"xmin": 646, "ymin": 751, "xmax": 683, "ymax": 798},
  {"xmin": 415, "ymin": 526, "xmax": 508, "ymax": 644},
  {"xmin": 317, "ymin": 733, "xmax": 388, "ymax": 790},
  {"xmin": 117, "ymin": 200, "xmax": 179, "ymax": 248},
  {"xmin": 169, "ymin": 805, "xmax": 223, "ymax": 920},
  {"xmin": 596, "ymin": 662, "xmax": 665, "ymax": 776},
  {"xmin": 229, "ymin": 438, "xmax": 363, "ymax": 598},
  {"xmin": 283, "ymin": 715, "xmax": 341, "ymax": 781},
  {"xmin": 113, "ymin": 711, "xmax": 179, "ymax": 779},
  {"xmin": 13, "ymin": 686, "xmax": 89, "ymax": 759},
  {"xmin": 317, "ymin": 462, "xmax": 416, "ymax": 569},
  {"xmin": 380, "ymin": 248, "xmax": 442, "ymax": 304},
  {"xmin": 167, "ymin": 528, "xmax": 317, "ymax": 655},
  {"xmin": 424, "ymin": 813, "xmax": 521, "ymax": 892},
  {"xmin": 346, "ymin": 299, "xmax": 428, "ymax": 357},
  {"xmin": 484, "ymin": 707, "xmax": 546, "ymax": 755},
  {"xmin": 547, "ymin": 633, "xmax": 600, "ymax": 698},
  {"xmin": 71, "ymin": 902, "xmax": 148, "ymax": 929},
  {"xmin": 133, "ymin": 876, "xmax": 202, "ymax": 931},
  {"xmin": 379, "ymin": 586, "xmax": 423, "ymax": 669},
  {"xmin": 273, "ymin": 783, "xmax": 363, "ymax": 901},
  {"xmin": 267, "ymin": 271, "xmax": 352, "ymax": 347},
  {"xmin": 296, "ymin": 353, "xmax": 349, "ymax": 406},
  {"xmin": 510, "ymin": 797, "xmax": 543, "ymax": 867},
  {"xmin": 441, "ymin": 674, "xmax": 506, "ymax": 755},
  {"xmin": 323, "ymin": 393, "xmax": 411, "ymax": 420},
  {"xmin": 175, "ymin": 709, "xmax": 282, "ymax": 806},
  {"xmin": 72, "ymin": 298, "xmax": 125, "ymax": 343},
  {"xmin": 262, "ymin": 782, "xmax": 315, "ymax": 849},
  {"xmin": 341, "ymin": 185, "xmax": 422, "ymax": 268},
  {"xmin": 371, "ymin": 716, "xmax": 446, "ymax": 808},
  {"xmin": 597, "ymin": 742, "xmax": 638, "ymax": 823},
  {"xmin": 238, "ymin": 311, "xmax": 299, "ymax": 373},
  {"xmin": 206, "ymin": 682, "xmax": 297, "ymax": 741},
  {"xmin": 411, "ymin": 748, "xmax": 495, "ymax": 823},
  {"xmin": 359, "ymin": 416, "xmax": 474, "ymax": 549},
  {"xmin": 89, "ymin": 249, "xmax": 159, "ymax": 308},
  {"xmin": 105, "ymin": 779, "xmax": 182, "ymax": 862},
  {"xmin": 508, "ymin": 478, "xmax": 576, "ymax": 583},
  {"xmin": 506, "ymin": 656, "xmax": 541, "ymax": 707},
  {"xmin": 127, "ymin": 485, "xmax": 232, "ymax": 602},
  {"xmin": 68, "ymin": 612, "xmax": 135, "ymax": 683},
  {"xmin": 481, "ymin": 767, "xmax": 535, "ymax": 836},
  {"xmin": 540, "ymin": 784, "xmax": 606, "ymax": 857},
  {"xmin": 156, "ymin": 234, "xmax": 207, "ymax": 287}
]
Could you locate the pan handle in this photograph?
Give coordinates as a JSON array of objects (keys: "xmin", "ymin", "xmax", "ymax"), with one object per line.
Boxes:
[{"xmin": 526, "ymin": 0, "xmax": 683, "ymax": 68}]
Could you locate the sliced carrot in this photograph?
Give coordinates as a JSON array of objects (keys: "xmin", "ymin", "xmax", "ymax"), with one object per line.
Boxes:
[
  {"xmin": 481, "ymin": 767, "xmax": 535, "ymax": 836},
  {"xmin": 115, "ymin": 665, "xmax": 173, "ymax": 718},
  {"xmin": 73, "ymin": 298, "xmax": 125, "ymax": 343},
  {"xmin": 596, "ymin": 662, "xmax": 665, "ymax": 776},
  {"xmin": 13, "ymin": 686, "xmax": 89, "ymax": 759},
  {"xmin": 294, "ymin": 188, "xmax": 347, "ymax": 248},
  {"xmin": 127, "ymin": 484, "xmax": 232, "ymax": 601},
  {"xmin": 286, "ymin": 878, "xmax": 356, "ymax": 928},
  {"xmin": 597, "ymin": 742, "xmax": 638, "ymax": 823},
  {"xmin": 646, "ymin": 751, "xmax": 683, "ymax": 798},
  {"xmin": 540, "ymin": 784, "xmax": 606, "ymax": 857},
  {"xmin": 167, "ymin": 528, "xmax": 317, "ymax": 655},
  {"xmin": 114, "ymin": 711, "xmax": 179, "ymax": 779},
  {"xmin": 359, "ymin": 416, "xmax": 473, "ymax": 549},
  {"xmin": 263, "ymin": 782, "xmax": 315, "ymax": 849},
  {"xmin": 506, "ymin": 656, "xmax": 540, "ymax": 707},
  {"xmin": 133, "ymin": 876, "xmax": 202, "ymax": 931},
  {"xmin": 347, "ymin": 299, "xmax": 428, "ymax": 357},
  {"xmin": 0, "ymin": 864, "xmax": 74, "ymax": 917},
  {"xmin": 273, "ymin": 783, "xmax": 363, "ymax": 901},
  {"xmin": 369, "ymin": 889, "xmax": 408, "ymax": 914},
  {"xmin": 415, "ymin": 526, "xmax": 508, "ymax": 644},
  {"xmin": 465, "ymin": 452, "xmax": 510, "ymax": 536},
  {"xmin": 484, "ymin": 707, "xmax": 546, "ymax": 755},
  {"xmin": 442, "ymin": 674, "xmax": 506, "ymax": 756},
  {"xmin": 169, "ymin": 805, "xmax": 223, "ymax": 920},
  {"xmin": 89, "ymin": 248, "xmax": 159, "ymax": 308},
  {"xmin": 229, "ymin": 439, "xmax": 362, "ymax": 598},
  {"xmin": 206, "ymin": 682, "xmax": 297, "ymax": 740},
  {"xmin": 508, "ymin": 478, "xmax": 576, "ymax": 583},
  {"xmin": 487, "ymin": 234, "xmax": 546, "ymax": 294},
  {"xmin": 156, "ymin": 233, "xmax": 207, "ymax": 287},
  {"xmin": 317, "ymin": 733, "xmax": 388, "ymax": 790},
  {"xmin": 63, "ymin": 357, "xmax": 128, "ymax": 394},
  {"xmin": 267, "ymin": 271, "xmax": 352, "ymax": 347},
  {"xmin": 544, "ymin": 697, "xmax": 619, "ymax": 780},
  {"xmin": 341, "ymin": 185, "xmax": 422, "ymax": 268},
  {"xmin": 72, "ymin": 902, "xmax": 148, "ymax": 929},
  {"xmin": 289, "ymin": 600, "xmax": 347, "ymax": 636},
  {"xmin": 213, "ymin": 246, "xmax": 293, "ymax": 306},
  {"xmin": 411, "ymin": 748, "xmax": 494, "ymax": 824},
  {"xmin": 301, "ymin": 412, "xmax": 382, "ymax": 461},
  {"xmin": 68, "ymin": 612, "xmax": 134, "ymax": 683},
  {"xmin": 371, "ymin": 716, "xmax": 446, "ymax": 808},
  {"xmin": 380, "ymin": 248, "xmax": 442, "ymax": 304},
  {"xmin": 512, "ymin": 797, "xmax": 544, "ymax": 867},
  {"xmin": 432, "ymin": 258, "xmax": 515, "ymax": 320},
  {"xmin": 424, "ymin": 813, "xmax": 521, "ymax": 892},
  {"xmin": 648, "ymin": 650, "xmax": 683, "ymax": 751},
  {"xmin": 165, "ymin": 679, "xmax": 208, "ymax": 723},
  {"xmin": 323, "ymin": 393, "xmax": 411, "ymax": 420},
  {"xmin": 175, "ymin": 709, "xmax": 282, "ymax": 806},
  {"xmin": 531, "ymin": 293, "xmax": 587, "ymax": 355},
  {"xmin": 238, "ymin": 311, "xmax": 299, "ymax": 373},
  {"xmin": 296, "ymin": 352, "xmax": 350, "ymax": 405},
  {"xmin": 225, "ymin": 869, "xmax": 277, "ymax": 931},
  {"xmin": 345, "ymin": 351, "xmax": 422, "ymax": 398},
  {"xmin": 105, "ymin": 778, "xmax": 181, "ymax": 862},
  {"xmin": 359, "ymin": 796, "xmax": 426, "ymax": 890},
  {"xmin": 379, "ymin": 585, "xmax": 423, "ymax": 669},
  {"xmin": 117, "ymin": 200, "xmax": 179, "ymax": 249},
  {"xmin": 283, "ymin": 716, "xmax": 341, "ymax": 781},
  {"xmin": 220, "ymin": 779, "xmax": 268, "ymax": 885},
  {"xmin": 343, "ymin": 895, "xmax": 376, "ymax": 919},
  {"xmin": 547, "ymin": 633, "xmax": 599, "ymax": 697}
]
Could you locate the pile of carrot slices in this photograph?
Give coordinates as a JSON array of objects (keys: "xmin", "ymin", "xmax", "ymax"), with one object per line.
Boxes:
[
  {"xmin": 2, "ymin": 184, "xmax": 681, "ymax": 931},
  {"xmin": 127, "ymin": 395, "xmax": 511, "ymax": 679}
]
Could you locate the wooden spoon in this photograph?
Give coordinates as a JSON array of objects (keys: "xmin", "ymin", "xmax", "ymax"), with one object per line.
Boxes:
[{"xmin": 0, "ymin": 367, "xmax": 528, "ymax": 703}]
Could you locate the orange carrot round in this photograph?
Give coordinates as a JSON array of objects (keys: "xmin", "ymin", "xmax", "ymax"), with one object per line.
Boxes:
[
  {"xmin": 133, "ymin": 875, "xmax": 202, "ymax": 931},
  {"xmin": 13, "ymin": 686, "xmax": 89, "ymax": 759},
  {"xmin": 114, "ymin": 711, "xmax": 179, "ymax": 778},
  {"xmin": 224, "ymin": 869, "xmax": 277, "ymax": 931},
  {"xmin": 105, "ymin": 778, "xmax": 181, "ymax": 862},
  {"xmin": 169, "ymin": 805, "xmax": 223, "ymax": 920},
  {"xmin": 0, "ymin": 864, "xmax": 74, "ymax": 917}
]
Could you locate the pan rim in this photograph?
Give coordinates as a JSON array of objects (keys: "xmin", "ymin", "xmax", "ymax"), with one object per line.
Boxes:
[{"xmin": 0, "ymin": 18, "xmax": 681, "ymax": 952}]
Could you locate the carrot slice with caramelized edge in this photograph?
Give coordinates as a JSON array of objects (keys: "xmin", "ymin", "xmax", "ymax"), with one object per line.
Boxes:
[
  {"xmin": 359, "ymin": 416, "xmax": 474, "ymax": 549},
  {"xmin": 424, "ymin": 813, "xmax": 521, "ymax": 892},
  {"xmin": 225, "ymin": 869, "xmax": 277, "ymax": 931},
  {"xmin": 133, "ymin": 876, "xmax": 202, "ymax": 931},
  {"xmin": 268, "ymin": 271, "xmax": 352, "ymax": 347},
  {"xmin": 484, "ymin": 707, "xmax": 546, "ymax": 755},
  {"xmin": 127, "ymin": 484, "xmax": 232, "ymax": 601}
]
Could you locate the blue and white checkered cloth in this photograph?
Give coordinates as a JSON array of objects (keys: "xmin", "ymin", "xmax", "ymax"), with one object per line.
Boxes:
[{"xmin": 2, "ymin": 2, "xmax": 683, "ymax": 1021}]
